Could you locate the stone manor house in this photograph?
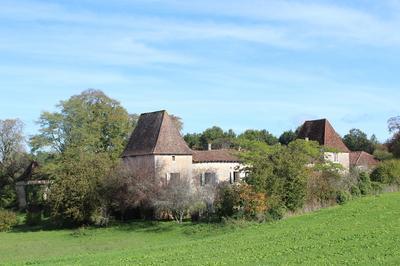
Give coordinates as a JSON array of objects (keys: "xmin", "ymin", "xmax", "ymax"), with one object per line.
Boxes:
[{"xmin": 121, "ymin": 110, "xmax": 378, "ymax": 186}]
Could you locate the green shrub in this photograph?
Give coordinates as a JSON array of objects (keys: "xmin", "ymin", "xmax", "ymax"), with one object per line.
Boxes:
[
  {"xmin": 0, "ymin": 209, "xmax": 18, "ymax": 232},
  {"xmin": 350, "ymin": 185, "xmax": 361, "ymax": 197},
  {"xmin": 371, "ymin": 160, "xmax": 400, "ymax": 185},
  {"xmin": 358, "ymin": 172, "xmax": 372, "ymax": 195},
  {"xmin": 336, "ymin": 191, "xmax": 351, "ymax": 205}
]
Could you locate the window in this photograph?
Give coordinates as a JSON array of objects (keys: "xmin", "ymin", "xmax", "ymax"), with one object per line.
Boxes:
[
  {"xmin": 172, "ymin": 156, "xmax": 176, "ymax": 161},
  {"xmin": 169, "ymin": 173, "xmax": 180, "ymax": 183},
  {"xmin": 334, "ymin": 153, "xmax": 339, "ymax": 162},
  {"xmin": 233, "ymin": 172, "xmax": 240, "ymax": 183},
  {"xmin": 202, "ymin": 172, "xmax": 217, "ymax": 185}
]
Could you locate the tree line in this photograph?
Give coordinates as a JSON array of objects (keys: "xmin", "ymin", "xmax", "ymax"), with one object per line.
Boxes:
[{"xmin": 1, "ymin": 89, "xmax": 400, "ymax": 229}]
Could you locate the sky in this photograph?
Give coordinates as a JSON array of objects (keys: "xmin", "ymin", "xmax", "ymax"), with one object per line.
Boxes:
[{"xmin": 0, "ymin": 0, "xmax": 399, "ymax": 143}]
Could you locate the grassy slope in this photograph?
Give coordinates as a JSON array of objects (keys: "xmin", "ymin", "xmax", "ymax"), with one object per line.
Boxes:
[{"xmin": 1, "ymin": 193, "xmax": 400, "ymax": 265}]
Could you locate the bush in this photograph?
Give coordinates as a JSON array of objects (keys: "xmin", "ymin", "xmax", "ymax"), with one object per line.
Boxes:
[
  {"xmin": 336, "ymin": 191, "xmax": 351, "ymax": 205},
  {"xmin": 350, "ymin": 185, "xmax": 361, "ymax": 197},
  {"xmin": 371, "ymin": 160, "xmax": 400, "ymax": 185},
  {"xmin": 358, "ymin": 172, "xmax": 372, "ymax": 195},
  {"xmin": 0, "ymin": 209, "xmax": 18, "ymax": 232},
  {"xmin": 215, "ymin": 183, "xmax": 268, "ymax": 221}
]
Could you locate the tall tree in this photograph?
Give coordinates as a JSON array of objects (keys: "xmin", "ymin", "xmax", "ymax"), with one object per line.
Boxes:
[
  {"xmin": 279, "ymin": 130, "xmax": 297, "ymax": 145},
  {"xmin": 0, "ymin": 119, "xmax": 28, "ymax": 208},
  {"xmin": 199, "ymin": 126, "xmax": 236, "ymax": 149},
  {"xmin": 343, "ymin": 128, "xmax": 376, "ymax": 154},
  {"xmin": 388, "ymin": 116, "xmax": 400, "ymax": 158},
  {"xmin": 238, "ymin": 129, "xmax": 278, "ymax": 145},
  {"xmin": 30, "ymin": 89, "xmax": 133, "ymax": 159}
]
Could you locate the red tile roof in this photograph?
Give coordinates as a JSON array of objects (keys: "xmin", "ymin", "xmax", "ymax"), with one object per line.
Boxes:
[
  {"xmin": 297, "ymin": 119, "xmax": 350, "ymax": 153},
  {"xmin": 350, "ymin": 151, "xmax": 379, "ymax": 168},
  {"xmin": 192, "ymin": 149, "xmax": 240, "ymax": 163}
]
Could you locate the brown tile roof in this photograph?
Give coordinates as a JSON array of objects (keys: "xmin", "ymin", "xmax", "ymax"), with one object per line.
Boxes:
[
  {"xmin": 122, "ymin": 110, "xmax": 192, "ymax": 157},
  {"xmin": 192, "ymin": 149, "xmax": 240, "ymax": 163},
  {"xmin": 350, "ymin": 151, "xmax": 379, "ymax": 168},
  {"xmin": 297, "ymin": 119, "xmax": 350, "ymax": 153}
]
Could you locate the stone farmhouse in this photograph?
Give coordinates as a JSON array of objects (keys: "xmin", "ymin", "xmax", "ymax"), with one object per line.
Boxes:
[
  {"xmin": 297, "ymin": 118, "xmax": 378, "ymax": 171},
  {"xmin": 121, "ymin": 111, "xmax": 378, "ymax": 187},
  {"xmin": 122, "ymin": 110, "xmax": 245, "ymax": 186}
]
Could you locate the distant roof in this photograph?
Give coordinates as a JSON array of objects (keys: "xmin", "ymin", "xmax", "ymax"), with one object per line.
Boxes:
[
  {"xmin": 122, "ymin": 110, "xmax": 192, "ymax": 157},
  {"xmin": 192, "ymin": 149, "xmax": 240, "ymax": 163},
  {"xmin": 297, "ymin": 119, "xmax": 350, "ymax": 153},
  {"xmin": 350, "ymin": 151, "xmax": 379, "ymax": 168}
]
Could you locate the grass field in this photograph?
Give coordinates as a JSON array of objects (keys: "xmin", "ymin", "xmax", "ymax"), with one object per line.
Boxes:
[{"xmin": 1, "ymin": 193, "xmax": 400, "ymax": 265}]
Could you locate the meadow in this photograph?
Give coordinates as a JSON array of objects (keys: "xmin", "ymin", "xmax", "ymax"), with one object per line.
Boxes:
[{"xmin": 1, "ymin": 192, "xmax": 400, "ymax": 265}]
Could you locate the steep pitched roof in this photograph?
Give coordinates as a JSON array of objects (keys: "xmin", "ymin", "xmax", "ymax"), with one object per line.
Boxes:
[
  {"xmin": 297, "ymin": 119, "xmax": 350, "ymax": 153},
  {"xmin": 192, "ymin": 149, "xmax": 240, "ymax": 163},
  {"xmin": 350, "ymin": 151, "xmax": 379, "ymax": 168},
  {"xmin": 122, "ymin": 110, "xmax": 192, "ymax": 157}
]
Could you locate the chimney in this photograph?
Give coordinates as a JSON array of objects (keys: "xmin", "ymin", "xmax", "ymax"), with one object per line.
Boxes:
[{"xmin": 208, "ymin": 143, "xmax": 212, "ymax": 151}]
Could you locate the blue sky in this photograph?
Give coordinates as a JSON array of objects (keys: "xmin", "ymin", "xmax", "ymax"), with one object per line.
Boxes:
[{"xmin": 0, "ymin": 0, "xmax": 399, "ymax": 142}]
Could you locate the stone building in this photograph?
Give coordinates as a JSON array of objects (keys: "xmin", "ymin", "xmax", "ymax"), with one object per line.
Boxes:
[
  {"xmin": 297, "ymin": 118, "xmax": 378, "ymax": 171},
  {"xmin": 122, "ymin": 110, "xmax": 245, "ymax": 186},
  {"xmin": 297, "ymin": 119, "xmax": 351, "ymax": 169}
]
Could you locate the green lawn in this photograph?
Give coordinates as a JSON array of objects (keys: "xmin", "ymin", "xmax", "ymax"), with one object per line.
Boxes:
[{"xmin": 1, "ymin": 193, "xmax": 400, "ymax": 265}]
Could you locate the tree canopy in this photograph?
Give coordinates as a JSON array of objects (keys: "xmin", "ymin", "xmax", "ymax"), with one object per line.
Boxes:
[
  {"xmin": 30, "ymin": 89, "xmax": 134, "ymax": 160},
  {"xmin": 342, "ymin": 128, "xmax": 377, "ymax": 154}
]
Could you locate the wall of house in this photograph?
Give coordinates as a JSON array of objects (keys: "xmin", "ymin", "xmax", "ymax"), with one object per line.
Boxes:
[
  {"xmin": 123, "ymin": 155, "xmax": 156, "ymax": 178},
  {"xmin": 325, "ymin": 152, "xmax": 350, "ymax": 170},
  {"xmin": 154, "ymin": 155, "xmax": 193, "ymax": 181},
  {"xmin": 192, "ymin": 162, "xmax": 245, "ymax": 186}
]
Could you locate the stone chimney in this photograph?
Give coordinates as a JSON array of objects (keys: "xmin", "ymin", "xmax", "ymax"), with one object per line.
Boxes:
[{"xmin": 208, "ymin": 143, "xmax": 212, "ymax": 151}]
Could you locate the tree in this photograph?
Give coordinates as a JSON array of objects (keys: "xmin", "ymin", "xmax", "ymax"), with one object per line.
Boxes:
[
  {"xmin": 387, "ymin": 116, "xmax": 400, "ymax": 158},
  {"xmin": 184, "ymin": 133, "xmax": 202, "ymax": 149},
  {"xmin": 0, "ymin": 119, "xmax": 24, "ymax": 165},
  {"xmin": 101, "ymin": 162, "xmax": 161, "ymax": 220},
  {"xmin": 239, "ymin": 139, "xmax": 323, "ymax": 212},
  {"xmin": 0, "ymin": 119, "xmax": 29, "ymax": 208},
  {"xmin": 387, "ymin": 133, "xmax": 400, "ymax": 158},
  {"xmin": 238, "ymin": 129, "xmax": 278, "ymax": 145},
  {"xmin": 199, "ymin": 126, "xmax": 236, "ymax": 150},
  {"xmin": 388, "ymin": 116, "xmax": 400, "ymax": 133},
  {"xmin": 30, "ymin": 89, "xmax": 133, "ymax": 160},
  {"xmin": 170, "ymin": 115, "xmax": 183, "ymax": 133},
  {"xmin": 279, "ymin": 130, "xmax": 297, "ymax": 145},
  {"xmin": 343, "ymin": 128, "xmax": 376, "ymax": 154},
  {"xmin": 48, "ymin": 150, "xmax": 114, "ymax": 226},
  {"xmin": 154, "ymin": 176, "xmax": 202, "ymax": 223}
]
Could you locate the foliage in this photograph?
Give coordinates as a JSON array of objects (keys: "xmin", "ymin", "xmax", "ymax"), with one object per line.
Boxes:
[
  {"xmin": 183, "ymin": 133, "xmax": 202, "ymax": 149},
  {"xmin": 387, "ymin": 132, "xmax": 400, "ymax": 158},
  {"xmin": 388, "ymin": 116, "xmax": 400, "ymax": 133},
  {"xmin": 342, "ymin": 128, "xmax": 377, "ymax": 154},
  {"xmin": 215, "ymin": 182, "xmax": 267, "ymax": 221},
  {"xmin": 101, "ymin": 162, "xmax": 160, "ymax": 220},
  {"xmin": 240, "ymin": 139, "xmax": 323, "ymax": 212},
  {"xmin": 278, "ymin": 130, "xmax": 297, "ymax": 145},
  {"xmin": 335, "ymin": 190, "xmax": 351, "ymax": 205},
  {"xmin": 373, "ymin": 144, "xmax": 394, "ymax": 161},
  {"xmin": 370, "ymin": 160, "xmax": 400, "ymax": 185},
  {"xmin": 47, "ymin": 151, "xmax": 114, "ymax": 226},
  {"xmin": 238, "ymin": 129, "xmax": 278, "ymax": 145},
  {"xmin": 0, "ymin": 209, "xmax": 18, "ymax": 232},
  {"xmin": 30, "ymin": 89, "xmax": 133, "ymax": 160},
  {"xmin": 0, "ymin": 119, "xmax": 29, "ymax": 208},
  {"xmin": 358, "ymin": 172, "xmax": 372, "ymax": 195},
  {"xmin": 1, "ymin": 193, "xmax": 400, "ymax": 265},
  {"xmin": 154, "ymin": 177, "xmax": 203, "ymax": 223}
]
